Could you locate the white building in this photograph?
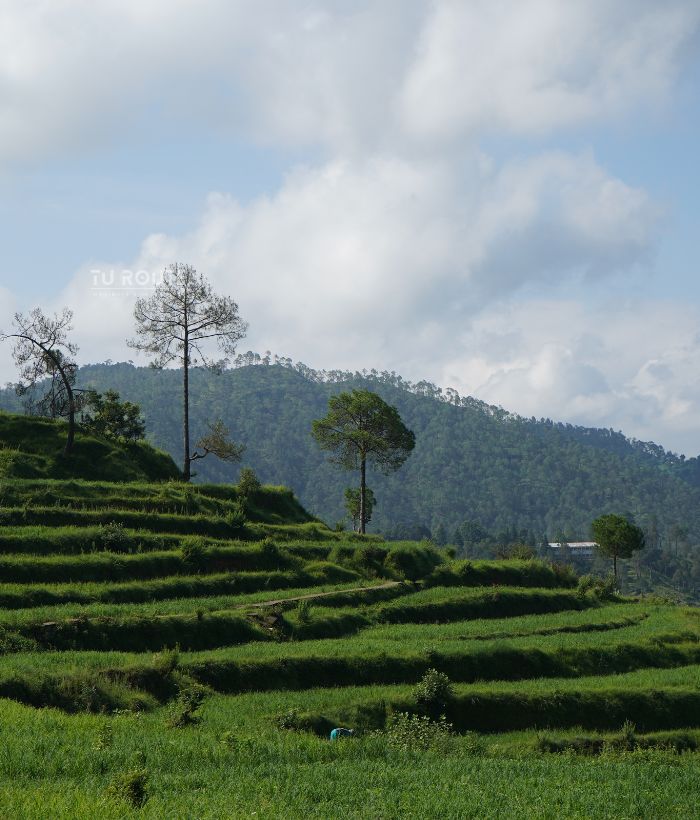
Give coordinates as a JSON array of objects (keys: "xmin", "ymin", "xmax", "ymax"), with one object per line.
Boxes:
[{"xmin": 547, "ymin": 541, "xmax": 597, "ymax": 559}]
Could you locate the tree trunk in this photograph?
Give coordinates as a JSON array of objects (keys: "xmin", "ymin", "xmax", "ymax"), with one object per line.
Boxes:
[
  {"xmin": 183, "ymin": 330, "xmax": 191, "ymax": 481},
  {"xmin": 359, "ymin": 455, "xmax": 366, "ymax": 535},
  {"xmin": 613, "ymin": 553, "xmax": 617, "ymax": 580},
  {"xmin": 64, "ymin": 384, "xmax": 76, "ymax": 457}
]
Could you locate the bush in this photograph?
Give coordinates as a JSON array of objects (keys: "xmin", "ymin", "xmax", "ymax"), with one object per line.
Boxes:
[
  {"xmin": 577, "ymin": 573, "xmax": 618, "ymax": 601},
  {"xmin": 107, "ymin": 768, "xmax": 148, "ymax": 808},
  {"xmin": 296, "ymin": 599, "xmax": 312, "ymax": 624},
  {"xmin": 237, "ymin": 468, "xmax": 261, "ymax": 499},
  {"xmin": 356, "ymin": 544, "xmax": 389, "ymax": 574},
  {"xmin": 413, "ymin": 668, "xmax": 454, "ymax": 717},
  {"xmin": 98, "ymin": 521, "xmax": 128, "ymax": 551},
  {"xmin": 167, "ymin": 680, "xmax": 209, "ymax": 728},
  {"xmin": 551, "ymin": 562, "xmax": 578, "ymax": 587},
  {"xmin": 180, "ymin": 538, "xmax": 208, "ymax": 570},
  {"xmin": 384, "ymin": 543, "xmax": 442, "ymax": 581},
  {"xmin": 381, "ymin": 712, "xmax": 453, "ymax": 753},
  {"xmin": 226, "ymin": 500, "xmax": 246, "ymax": 531}
]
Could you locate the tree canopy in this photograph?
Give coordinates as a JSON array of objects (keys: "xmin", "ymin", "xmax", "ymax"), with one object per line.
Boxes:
[
  {"xmin": 127, "ymin": 263, "xmax": 246, "ymax": 479},
  {"xmin": 312, "ymin": 389, "xmax": 414, "ymax": 533},
  {"xmin": 1, "ymin": 308, "xmax": 81, "ymax": 456},
  {"xmin": 591, "ymin": 513, "xmax": 645, "ymax": 578}
]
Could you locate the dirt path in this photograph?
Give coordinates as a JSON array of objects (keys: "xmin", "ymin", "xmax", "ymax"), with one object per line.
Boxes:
[
  {"xmin": 239, "ymin": 580, "xmax": 402, "ymax": 610},
  {"xmin": 39, "ymin": 581, "xmax": 404, "ymax": 627}
]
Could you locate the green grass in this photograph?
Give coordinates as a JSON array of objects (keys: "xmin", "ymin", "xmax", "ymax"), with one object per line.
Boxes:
[
  {"xmin": 0, "ymin": 695, "xmax": 696, "ymax": 818},
  {"xmin": 0, "ymin": 412, "xmax": 179, "ymax": 482},
  {"xmin": 1, "ymin": 462, "xmax": 700, "ymax": 816}
]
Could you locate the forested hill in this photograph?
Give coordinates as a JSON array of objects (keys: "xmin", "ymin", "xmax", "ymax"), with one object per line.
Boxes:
[{"xmin": 2, "ymin": 359, "xmax": 700, "ymax": 543}]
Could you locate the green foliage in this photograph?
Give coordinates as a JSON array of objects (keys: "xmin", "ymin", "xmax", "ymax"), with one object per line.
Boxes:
[
  {"xmin": 312, "ymin": 389, "xmax": 414, "ymax": 532},
  {"xmin": 81, "ymin": 389, "xmax": 145, "ymax": 442},
  {"xmin": 107, "ymin": 767, "xmax": 149, "ymax": 808},
  {"xmin": 312, "ymin": 390, "xmax": 415, "ymax": 474},
  {"xmin": 0, "ymin": 410, "xmax": 179, "ymax": 481},
  {"xmin": 237, "ymin": 467, "xmax": 261, "ymax": 499},
  {"xmin": 577, "ymin": 573, "xmax": 618, "ymax": 600},
  {"xmin": 97, "ymin": 521, "xmax": 128, "ymax": 551},
  {"xmin": 412, "ymin": 668, "xmax": 455, "ymax": 716},
  {"xmin": 167, "ymin": 680, "xmax": 209, "ymax": 727},
  {"xmin": 181, "ymin": 537, "xmax": 208, "ymax": 569},
  {"xmin": 381, "ymin": 712, "xmax": 454, "ymax": 753},
  {"xmin": 345, "ymin": 486, "xmax": 376, "ymax": 530},
  {"xmin": 384, "ymin": 543, "xmax": 443, "ymax": 581},
  {"xmin": 592, "ymin": 514, "xmax": 646, "ymax": 575},
  {"xmin": 295, "ymin": 599, "xmax": 312, "ymax": 624}
]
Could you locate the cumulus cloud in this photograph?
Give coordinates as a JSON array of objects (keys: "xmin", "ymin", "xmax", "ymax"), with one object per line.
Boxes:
[
  {"xmin": 399, "ymin": 0, "xmax": 699, "ymax": 141},
  {"xmin": 1, "ymin": 0, "xmax": 698, "ymax": 164},
  {"xmin": 442, "ymin": 298, "xmax": 700, "ymax": 454},
  {"xmin": 52, "ymin": 149, "xmax": 656, "ymax": 371},
  {"xmin": 2, "ymin": 1, "xmax": 699, "ymax": 453}
]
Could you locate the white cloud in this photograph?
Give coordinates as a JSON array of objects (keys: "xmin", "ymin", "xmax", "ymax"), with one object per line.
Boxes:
[
  {"xmin": 399, "ymin": 0, "xmax": 699, "ymax": 141},
  {"xmin": 1, "ymin": 1, "xmax": 698, "ymax": 164},
  {"xmin": 443, "ymin": 298, "xmax": 700, "ymax": 454},
  {"xmin": 61, "ymin": 150, "xmax": 651, "ymax": 370},
  {"xmin": 2, "ymin": 1, "xmax": 699, "ymax": 454},
  {"xmin": 46, "ymin": 147, "xmax": 666, "ymax": 433}
]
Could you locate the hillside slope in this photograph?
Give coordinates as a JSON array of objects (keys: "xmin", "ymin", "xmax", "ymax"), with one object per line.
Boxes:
[
  {"xmin": 0, "ymin": 411, "xmax": 180, "ymax": 482},
  {"xmin": 3, "ymin": 361, "xmax": 699, "ymax": 543},
  {"xmin": 0, "ymin": 473, "xmax": 698, "ymax": 815}
]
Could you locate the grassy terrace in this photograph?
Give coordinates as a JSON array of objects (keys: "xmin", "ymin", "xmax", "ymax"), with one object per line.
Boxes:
[{"xmin": 0, "ymin": 466, "xmax": 698, "ymax": 816}]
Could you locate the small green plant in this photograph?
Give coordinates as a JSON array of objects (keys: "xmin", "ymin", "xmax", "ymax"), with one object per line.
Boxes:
[
  {"xmin": 275, "ymin": 708, "xmax": 304, "ymax": 731},
  {"xmin": 296, "ymin": 598, "xmax": 312, "ymax": 624},
  {"xmin": 181, "ymin": 538, "xmax": 208, "ymax": 569},
  {"xmin": 620, "ymin": 720, "xmax": 637, "ymax": 750},
  {"xmin": 94, "ymin": 721, "xmax": 114, "ymax": 751},
  {"xmin": 382, "ymin": 712, "xmax": 453, "ymax": 753},
  {"xmin": 577, "ymin": 573, "xmax": 618, "ymax": 600},
  {"xmin": 167, "ymin": 680, "xmax": 209, "ymax": 728},
  {"xmin": 413, "ymin": 668, "xmax": 454, "ymax": 716},
  {"xmin": 237, "ymin": 467, "xmax": 261, "ymax": 499},
  {"xmin": 227, "ymin": 500, "xmax": 247, "ymax": 530},
  {"xmin": 107, "ymin": 767, "xmax": 148, "ymax": 808},
  {"xmin": 98, "ymin": 521, "xmax": 128, "ymax": 551},
  {"xmin": 153, "ymin": 645, "xmax": 180, "ymax": 677}
]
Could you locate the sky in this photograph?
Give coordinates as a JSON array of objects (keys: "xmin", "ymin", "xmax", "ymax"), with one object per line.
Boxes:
[{"xmin": 1, "ymin": 1, "xmax": 700, "ymax": 454}]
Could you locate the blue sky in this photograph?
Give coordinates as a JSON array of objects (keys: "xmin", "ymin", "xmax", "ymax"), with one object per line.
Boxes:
[{"xmin": 1, "ymin": 1, "xmax": 700, "ymax": 454}]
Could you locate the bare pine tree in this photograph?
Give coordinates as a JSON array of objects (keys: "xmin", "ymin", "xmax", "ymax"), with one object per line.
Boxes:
[
  {"xmin": 127, "ymin": 263, "xmax": 247, "ymax": 480},
  {"xmin": 0, "ymin": 308, "xmax": 80, "ymax": 456}
]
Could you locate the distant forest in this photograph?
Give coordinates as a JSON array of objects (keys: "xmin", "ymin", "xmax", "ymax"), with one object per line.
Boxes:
[{"xmin": 3, "ymin": 356, "xmax": 700, "ymax": 560}]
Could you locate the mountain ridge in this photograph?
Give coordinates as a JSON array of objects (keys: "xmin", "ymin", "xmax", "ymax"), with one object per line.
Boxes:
[{"xmin": 2, "ymin": 358, "xmax": 700, "ymax": 544}]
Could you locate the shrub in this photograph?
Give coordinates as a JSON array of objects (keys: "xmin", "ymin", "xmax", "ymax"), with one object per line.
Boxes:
[
  {"xmin": 107, "ymin": 768, "xmax": 148, "ymax": 808},
  {"xmin": 237, "ymin": 468, "xmax": 261, "ymax": 499},
  {"xmin": 98, "ymin": 521, "xmax": 129, "ymax": 551},
  {"xmin": 153, "ymin": 646, "xmax": 180, "ymax": 677},
  {"xmin": 385, "ymin": 544, "xmax": 442, "ymax": 581},
  {"xmin": 577, "ymin": 573, "xmax": 618, "ymax": 601},
  {"xmin": 382, "ymin": 712, "xmax": 453, "ymax": 753},
  {"xmin": 413, "ymin": 668, "xmax": 454, "ymax": 717},
  {"xmin": 296, "ymin": 599, "xmax": 312, "ymax": 624},
  {"xmin": 167, "ymin": 680, "xmax": 209, "ymax": 728},
  {"xmin": 551, "ymin": 562, "xmax": 578, "ymax": 587},
  {"xmin": 356, "ymin": 544, "xmax": 389, "ymax": 574},
  {"xmin": 226, "ymin": 500, "xmax": 246, "ymax": 531},
  {"xmin": 181, "ymin": 538, "xmax": 208, "ymax": 570}
]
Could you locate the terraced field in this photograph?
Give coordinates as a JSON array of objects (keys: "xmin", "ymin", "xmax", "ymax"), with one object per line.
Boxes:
[{"xmin": 0, "ymin": 477, "xmax": 699, "ymax": 818}]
